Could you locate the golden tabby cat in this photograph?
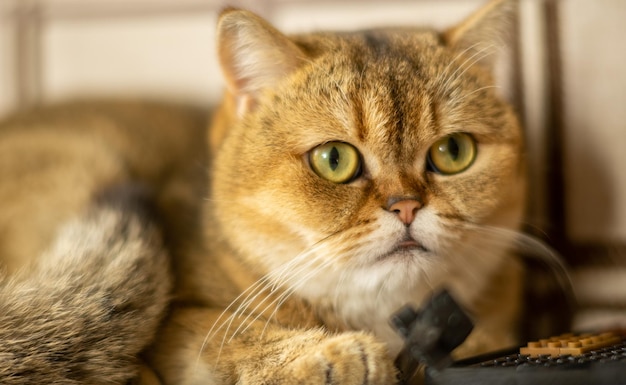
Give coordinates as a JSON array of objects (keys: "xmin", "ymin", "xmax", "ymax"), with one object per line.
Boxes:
[{"xmin": 0, "ymin": 0, "xmax": 525, "ymax": 384}]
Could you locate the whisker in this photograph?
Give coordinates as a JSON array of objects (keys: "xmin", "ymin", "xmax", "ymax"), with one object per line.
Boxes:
[
  {"xmin": 261, "ymin": 255, "xmax": 341, "ymax": 339},
  {"xmin": 436, "ymin": 41, "xmax": 483, "ymax": 93},
  {"xmin": 456, "ymin": 223, "xmax": 576, "ymax": 306},
  {"xmin": 195, "ymin": 276, "xmax": 269, "ymax": 369},
  {"xmin": 235, "ymin": 253, "xmax": 337, "ymax": 341},
  {"xmin": 226, "ymin": 252, "xmax": 326, "ymax": 341},
  {"xmin": 438, "ymin": 44, "xmax": 491, "ymax": 93},
  {"xmin": 449, "ymin": 45, "xmax": 495, "ymax": 84},
  {"xmin": 240, "ymin": 230, "xmax": 363, "ymax": 340},
  {"xmin": 215, "ymin": 230, "xmax": 346, "ymax": 346},
  {"xmin": 437, "ymin": 44, "xmax": 495, "ymax": 96},
  {"xmin": 455, "ymin": 85, "xmax": 501, "ymax": 105},
  {"xmin": 270, "ymin": 241, "xmax": 331, "ymax": 291},
  {"xmin": 218, "ymin": 249, "xmax": 328, "ymax": 347},
  {"xmin": 196, "ymin": 240, "xmax": 331, "ymax": 370},
  {"xmin": 333, "ymin": 258, "xmax": 356, "ymax": 312}
]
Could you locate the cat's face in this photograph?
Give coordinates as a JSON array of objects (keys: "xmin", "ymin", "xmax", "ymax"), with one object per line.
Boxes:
[{"xmin": 211, "ymin": 7, "xmax": 524, "ymax": 311}]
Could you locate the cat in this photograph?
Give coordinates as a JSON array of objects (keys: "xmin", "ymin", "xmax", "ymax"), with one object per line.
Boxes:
[
  {"xmin": 150, "ymin": 0, "xmax": 526, "ymax": 384},
  {"xmin": 0, "ymin": 0, "xmax": 526, "ymax": 384}
]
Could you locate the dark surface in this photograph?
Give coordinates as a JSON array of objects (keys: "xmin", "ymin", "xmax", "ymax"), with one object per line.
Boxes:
[{"xmin": 425, "ymin": 338, "xmax": 626, "ymax": 385}]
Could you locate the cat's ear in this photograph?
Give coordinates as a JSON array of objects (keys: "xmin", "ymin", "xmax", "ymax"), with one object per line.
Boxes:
[
  {"xmin": 443, "ymin": 0, "xmax": 517, "ymax": 69},
  {"xmin": 217, "ymin": 8, "xmax": 307, "ymax": 115}
]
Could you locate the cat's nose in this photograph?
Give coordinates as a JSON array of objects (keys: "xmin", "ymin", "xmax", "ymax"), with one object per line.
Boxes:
[{"xmin": 387, "ymin": 198, "xmax": 422, "ymax": 225}]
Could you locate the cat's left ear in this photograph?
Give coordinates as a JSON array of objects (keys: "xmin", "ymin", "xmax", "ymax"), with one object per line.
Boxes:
[
  {"xmin": 217, "ymin": 8, "xmax": 308, "ymax": 116},
  {"xmin": 443, "ymin": 0, "xmax": 518, "ymax": 69}
]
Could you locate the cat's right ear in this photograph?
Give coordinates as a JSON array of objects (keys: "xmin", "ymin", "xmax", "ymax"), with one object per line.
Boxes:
[
  {"xmin": 443, "ymin": 0, "xmax": 517, "ymax": 70},
  {"xmin": 216, "ymin": 8, "xmax": 307, "ymax": 116}
]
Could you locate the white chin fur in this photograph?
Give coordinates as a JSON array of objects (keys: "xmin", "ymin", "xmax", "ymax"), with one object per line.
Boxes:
[{"xmin": 291, "ymin": 207, "xmax": 450, "ymax": 357}]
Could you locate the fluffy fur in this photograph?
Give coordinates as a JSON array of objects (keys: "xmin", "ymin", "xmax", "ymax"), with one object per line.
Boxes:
[
  {"xmin": 0, "ymin": 1, "xmax": 527, "ymax": 384},
  {"xmin": 0, "ymin": 102, "xmax": 207, "ymax": 384},
  {"xmin": 0, "ymin": 197, "xmax": 169, "ymax": 384}
]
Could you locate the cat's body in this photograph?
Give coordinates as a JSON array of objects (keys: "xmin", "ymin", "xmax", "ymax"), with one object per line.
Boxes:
[
  {"xmin": 0, "ymin": 1, "xmax": 526, "ymax": 384},
  {"xmin": 0, "ymin": 102, "xmax": 208, "ymax": 383}
]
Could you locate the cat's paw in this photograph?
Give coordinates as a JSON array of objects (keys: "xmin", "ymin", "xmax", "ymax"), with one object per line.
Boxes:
[{"xmin": 276, "ymin": 332, "xmax": 397, "ymax": 385}]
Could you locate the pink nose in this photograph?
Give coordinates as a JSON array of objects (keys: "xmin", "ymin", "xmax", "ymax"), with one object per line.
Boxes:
[{"xmin": 388, "ymin": 199, "xmax": 422, "ymax": 225}]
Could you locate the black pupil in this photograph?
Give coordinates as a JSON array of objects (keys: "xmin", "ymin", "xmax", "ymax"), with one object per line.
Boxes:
[
  {"xmin": 329, "ymin": 146, "xmax": 340, "ymax": 171},
  {"xmin": 447, "ymin": 137, "xmax": 459, "ymax": 160}
]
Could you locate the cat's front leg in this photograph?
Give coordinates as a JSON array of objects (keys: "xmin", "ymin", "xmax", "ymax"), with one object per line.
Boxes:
[{"xmin": 150, "ymin": 307, "xmax": 398, "ymax": 385}]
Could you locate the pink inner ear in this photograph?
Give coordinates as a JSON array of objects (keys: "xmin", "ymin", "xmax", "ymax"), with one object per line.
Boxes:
[
  {"xmin": 236, "ymin": 94, "xmax": 255, "ymax": 117},
  {"xmin": 443, "ymin": 0, "xmax": 516, "ymax": 70},
  {"xmin": 216, "ymin": 9, "xmax": 307, "ymax": 115}
]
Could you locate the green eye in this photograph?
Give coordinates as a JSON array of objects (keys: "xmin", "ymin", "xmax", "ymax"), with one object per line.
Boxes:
[
  {"xmin": 427, "ymin": 133, "xmax": 476, "ymax": 175},
  {"xmin": 309, "ymin": 142, "xmax": 361, "ymax": 183}
]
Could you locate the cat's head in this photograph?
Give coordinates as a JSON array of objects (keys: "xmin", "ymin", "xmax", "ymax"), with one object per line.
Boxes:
[{"xmin": 210, "ymin": 0, "xmax": 524, "ymax": 309}]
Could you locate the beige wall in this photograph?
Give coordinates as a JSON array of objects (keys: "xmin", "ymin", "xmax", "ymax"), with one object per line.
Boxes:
[{"xmin": 560, "ymin": 0, "xmax": 626, "ymax": 242}]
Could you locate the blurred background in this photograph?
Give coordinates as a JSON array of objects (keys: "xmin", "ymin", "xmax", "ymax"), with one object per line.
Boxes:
[{"xmin": 1, "ymin": 0, "xmax": 625, "ymax": 338}]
